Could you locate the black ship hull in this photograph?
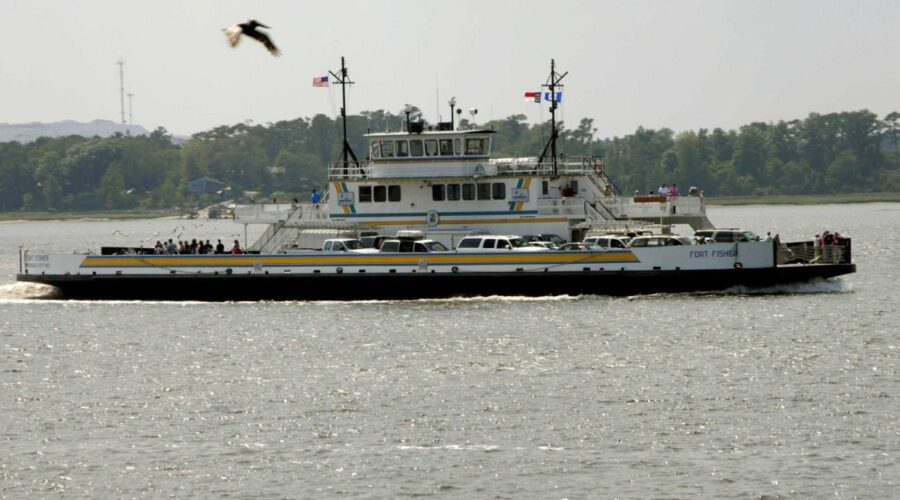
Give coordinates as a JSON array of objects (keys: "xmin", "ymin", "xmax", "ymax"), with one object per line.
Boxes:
[{"xmin": 17, "ymin": 263, "xmax": 855, "ymax": 301}]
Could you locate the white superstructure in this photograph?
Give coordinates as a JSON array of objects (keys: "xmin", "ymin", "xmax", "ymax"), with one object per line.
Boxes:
[{"xmin": 236, "ymin": 127, "xmax": 713, "ymax": 252}]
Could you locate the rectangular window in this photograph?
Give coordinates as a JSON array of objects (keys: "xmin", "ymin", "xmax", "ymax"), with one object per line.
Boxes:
[
  {"xmin": 425, "ymin": 140, "xmax": 438, "ymax": 156},
  {"xmin": 381, "ymin": 141, "xmax": 394, "ymax": 157},
  {"xmin": 447, "ymin": 184, "xmax": 461, "ymax": 201},
  {"xmin": 462, "ymin": 183, "xmax": 475, "ymax": 200},
  {"xmin": 409, "ymin": 139, "xmax": 424, "ymax": 157},
  {"xmin": 370, "ymin": 142, "xmax": 381, "ymax": 159},
  {"xmin": 454, "ymin": 138, "xmax": 462, "ymax": 156},
  {"xmin": 432, "ymin": 184, "xmax": 445, "ymax": 201},
  {"xmin": 482, "ymin": 239, "xmax": 496, "ymax": 249},
  {"xmin": 439, "ymin": 139, "xmax": 453, "ymax": 156},
  {"xmin": 396, "ymin": 141, "xmax": 409, "ymax": 157},
  {"xmin": 359, "ymin": 186, "xmax": 372, "ymax": 203},
  {"xmin": 542, "ymin": 180, "xmax": 549, "ymax": 196},
  {"xmin": 465, "ymin": 138, "xmax": 486, "ymax": 155},
  {"xmin": 374, "ymin": 185, "xmax": 387, "ymax": 202},
  {"xmin": 388, "ymin": 185, "xmax": 401, "ymax": 202},
  {"xmin": 570, "ymin": 180, "xmax": 579, "ymax": 193},
  {"xmin": 492, "ymin": 182, "xmax": 506, "ymax": 200},
  {"xmin": 477, "ymin": 183, "xmax": 491, "ymax": 200}
]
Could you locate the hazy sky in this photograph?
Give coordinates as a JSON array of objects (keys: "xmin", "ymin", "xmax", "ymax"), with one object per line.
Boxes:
[{"xmin": 2, "ymin": 0, "xmax": 899, "ymax": 138}]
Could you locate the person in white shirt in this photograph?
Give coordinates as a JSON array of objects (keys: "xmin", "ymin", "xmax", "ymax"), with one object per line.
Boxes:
[{"xmin": 658, "ymin": 183, "xmax": 669, "ymax": 197}]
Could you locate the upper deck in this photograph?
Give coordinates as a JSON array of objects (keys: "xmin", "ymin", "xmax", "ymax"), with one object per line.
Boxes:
[{"xmin": 329, "ymin": 127, "xmax": 604, "ymax": 179}]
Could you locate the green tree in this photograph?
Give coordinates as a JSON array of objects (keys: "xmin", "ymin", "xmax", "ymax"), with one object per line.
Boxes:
[{"xmin": 98, "ymin": 162, "xmax": 127, "ymax": 209}]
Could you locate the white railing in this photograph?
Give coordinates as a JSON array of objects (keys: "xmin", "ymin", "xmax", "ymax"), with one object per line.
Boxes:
[
  {"xmin": 328, "ymin": 157, "xmax": 605, "ymax": 179},
  {"xmin": 328, "ymin": 161, "xmax": 371, "ymax": 179},
  {"xmin": 233, "ymin": 203, "xmax": 297, "ymax": 224},
  {"xmin": 492, "ymin": 157, "xmax": 603, "ymax": 177},
  {"xmin": 538, "ymin": 197, "xmax": 588, "ymax": 216},
  {"xmin": 622, "ymin": 196, "xmax": 706, "ymax": 218}
]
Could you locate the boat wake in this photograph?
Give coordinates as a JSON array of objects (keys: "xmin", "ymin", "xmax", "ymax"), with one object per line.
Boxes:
[
  {"xmin": 625, "ymin": 278, "xmax": 852, "ymax": 301},
  {"xmin": 280, "ymin": 294, "xmax": 590, "ymax": 306},
  {"xmin": 0, "ymin": 282, "xmax": 60, "ymax": 301},
  {"xmin": 711, "ymin": 277, "xmax": 852, "ymax": 295}
]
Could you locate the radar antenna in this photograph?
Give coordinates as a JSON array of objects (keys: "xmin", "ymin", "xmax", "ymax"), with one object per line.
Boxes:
[
  {"xmin": 329, "ymin": 57, "xmax": 359, "ymax": 164},
  {"xmin": 535, "ymin": 59, "xmax": 567, "ymax": 175}
]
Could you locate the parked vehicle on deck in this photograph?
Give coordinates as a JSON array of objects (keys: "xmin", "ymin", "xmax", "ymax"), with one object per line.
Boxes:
[
  {"xmin": 456, "ymin": 235, "xmax": 548, "ymax": 252},
  {"xmin": 583, "ymin": 235, "xmax": 629, "ymax": 249},
  {"xmin": 693, "ymin": 229, "xmax": 760, "ymax": 243}
]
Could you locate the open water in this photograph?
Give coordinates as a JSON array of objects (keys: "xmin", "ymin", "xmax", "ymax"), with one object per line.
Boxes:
[{"xmin": 0, "ymin": 204, "xmax": 898, "ymax": 498}]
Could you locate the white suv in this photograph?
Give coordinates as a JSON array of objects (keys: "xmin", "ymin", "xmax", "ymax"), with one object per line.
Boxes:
[
  {"xmin": 582, "ymin": 235, "xmax": 629, "ymax": 249},
  {"xmin": 456, "ymin": 235, "xmax": 547, "ymax": 252}
]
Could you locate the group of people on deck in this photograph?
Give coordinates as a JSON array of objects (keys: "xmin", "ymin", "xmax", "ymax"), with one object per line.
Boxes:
[
  {"xmin": 153, "ymin": 239, "xmax": 244, "ymax": 255},
  {"xmin": 657, "ymin": 183, "xmax": 680, "ymax": 197}
]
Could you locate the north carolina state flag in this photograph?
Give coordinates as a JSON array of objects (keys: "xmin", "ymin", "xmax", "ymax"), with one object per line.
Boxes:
[{"xmin": 523, "ymin": 91, "xmax": 541, "ymax": 102}]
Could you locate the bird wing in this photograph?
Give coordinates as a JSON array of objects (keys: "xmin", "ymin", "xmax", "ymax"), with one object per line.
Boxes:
[
  {"xmin": 224, "ymin": 25, "xmax": 242, "ymax": 47},
  {"xmin": 247, "ymin": 30, "xmax": 281, "ymax": 56}
]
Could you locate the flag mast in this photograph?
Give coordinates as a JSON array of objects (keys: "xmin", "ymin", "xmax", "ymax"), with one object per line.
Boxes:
[
  {"xmin": 536, "ymin": 59, "xmax": 567, "ymax": 175},
  {"xmin": 329, "ymin": 57, "xmax": 358, "ymax": 164}
]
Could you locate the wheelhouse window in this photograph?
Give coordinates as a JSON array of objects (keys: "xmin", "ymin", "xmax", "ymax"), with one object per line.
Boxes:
[
  {"xmin": 477, "ymin": 183, "xmax": 492, "ymax": 200},
  {"xmin": 359, "ymin": 186, "xmax": 372, "ymax": 202},
  {"xmin": 425, "ymin": 140, "xmax": 438, "ymax": 156},
  {"xmin": 462, "ymin": 183, "xmax": 475, "ymax": 200},
  {"xmin": 374, "ymin": 185, "xmax": 387, "ymax": 202},
  {"xmin": 410, "ymin": 139, "xmax": 424, "ymax": 157},
  {"xmin": 447, "ymin": 184, "xmax": 461, "ymax": 201},
  {"xmin": 381, "ymin": 141, "xmax": 394, "ymax": 158},
  {"xmin": 370, "ymin": 142, "xmax": 381, "ymax": 159},
  {"xmin": 453, "ymin": 138, "xmax": 462, "ymax": 156},
  {"xmin": 439, "ymin": 139, "xmax": 453, "ymax": 156},
  {"xmin": 396, "ymin": 141, "xmax": 409, "ymax": 157},
  {"xmin": 388, "ymin": 185, "xmax": 401, "ymax": 202},
  {"xmin": 491, "ymin": 182, "xmax": 506, "ymax": 200},
  {"xmin": 432, "ymin": 184, "xmax": 445, "ymax": 201},
  {"xmin": 465, "ymin": 138, "xmax": 487, "ymax": 155}
]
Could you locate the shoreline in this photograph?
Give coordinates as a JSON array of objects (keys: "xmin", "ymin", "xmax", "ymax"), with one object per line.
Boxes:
[
  {"xmin": 705, "ymin": 192, "xmax": 900, "ymax": 206},
  {"xmin": 0, "ymin": 209, "xmax": 185, "ymax": 222}
]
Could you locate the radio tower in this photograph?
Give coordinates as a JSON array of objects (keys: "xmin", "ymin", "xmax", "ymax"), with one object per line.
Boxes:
[{"xmin": 117, "ymin": 60, "xmax": 126, "ymax": 124}]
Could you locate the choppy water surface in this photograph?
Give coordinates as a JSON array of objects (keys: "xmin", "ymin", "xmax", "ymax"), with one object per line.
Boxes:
[{"xmin": 1, "ymin": 204, "xmax": 898, "ymax": 498}]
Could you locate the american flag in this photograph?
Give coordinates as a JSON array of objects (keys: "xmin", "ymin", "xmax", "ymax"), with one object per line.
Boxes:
[{"xmin": 312, "ymin": 76, "xmax": 329, "ymax": 87}]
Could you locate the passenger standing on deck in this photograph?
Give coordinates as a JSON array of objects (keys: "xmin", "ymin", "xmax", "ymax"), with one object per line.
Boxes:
[
  {"xmin": 231, "ymin": 240, "xmax": 243, "ymax": 255},
  {"xmin": 215, "ymin": 239, "xmax": 225, "ymax": 254},
  {"xmin": 311, "ymin": 188, "xmax": 321, "ymax": 208},
  {"xmin": 658, "ymin": 183, "xmax": 669, "ymax": 197},
  {"xmin": 669, "ymin": 183, "xmax": 679, "ymax": 197}
]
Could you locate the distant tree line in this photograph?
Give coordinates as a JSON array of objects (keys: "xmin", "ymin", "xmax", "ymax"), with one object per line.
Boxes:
[{"xmin": 1, "ymin": 109, "xmax": 898, "ymax": 212}]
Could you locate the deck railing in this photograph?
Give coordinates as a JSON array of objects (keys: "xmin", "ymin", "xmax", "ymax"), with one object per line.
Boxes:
[
  {"xmin": 778, "ymin": 240, "xmax": 851, "ymax": 265},
  {"xmin": 327, "ymin": 157, "xmax": 605, "ymax": 180}
]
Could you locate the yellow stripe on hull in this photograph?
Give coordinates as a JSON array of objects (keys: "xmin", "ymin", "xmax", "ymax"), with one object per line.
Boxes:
[{"xmin": 81, "ymin": 251, "xmax": 639, "ymax": 268}]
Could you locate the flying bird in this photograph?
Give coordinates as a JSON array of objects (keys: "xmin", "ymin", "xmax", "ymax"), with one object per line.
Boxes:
[{"xmin": 224, "ymin": 20, "xmax": 281, "ymax": 56}]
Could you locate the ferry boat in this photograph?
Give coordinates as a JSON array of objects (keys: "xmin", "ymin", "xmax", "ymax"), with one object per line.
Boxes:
[{"xmin": 15, "ymin": 60, "xmax": 855, "ymax": 301}]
